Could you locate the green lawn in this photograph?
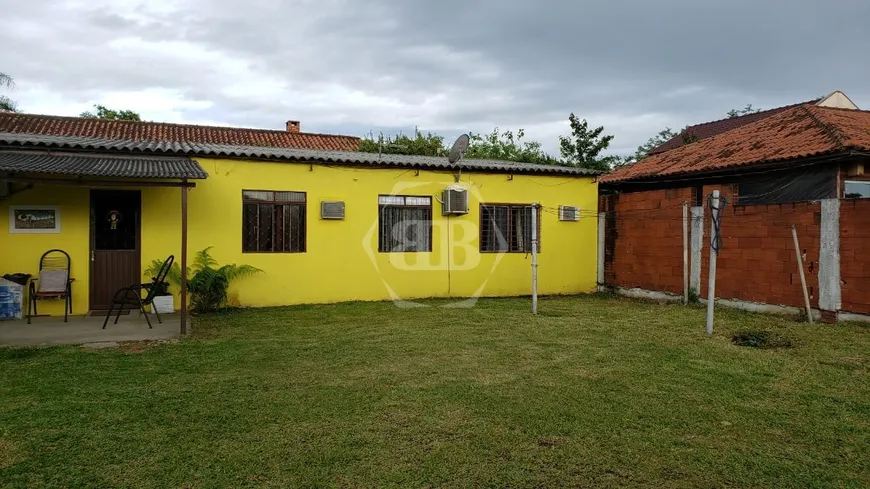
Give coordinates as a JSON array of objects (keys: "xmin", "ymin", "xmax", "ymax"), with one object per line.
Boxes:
[{"xmin": 2, "ymin": 296, "xmax": 869, "ymax": 488}]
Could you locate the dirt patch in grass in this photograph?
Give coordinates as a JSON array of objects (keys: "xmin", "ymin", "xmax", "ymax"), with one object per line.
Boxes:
[
  {"xmin": 732, "ymin": 330, "xmax": 795, "ymax": 349},
  {"xmin": 0, "ymin": 438, "xmax": 24, "ymax": 469},
  {"xmin": 537, "ymin": 436, "xmax": 565, "ymax": 448},
  {"xmin": 117, "ymin": 339, "xmax": 177, "ymax": 354}
]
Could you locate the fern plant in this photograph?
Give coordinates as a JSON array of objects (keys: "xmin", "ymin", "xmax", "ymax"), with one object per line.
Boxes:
[{"xmin": 144, "ymin": 247, "xmax": 262, "ymax": 313}]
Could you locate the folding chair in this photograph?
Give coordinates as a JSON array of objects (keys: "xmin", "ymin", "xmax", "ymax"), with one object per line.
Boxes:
[
  {"xmin": 27, "ymin": 249, "xmax": 73, "ymax": 324},
  {"xmin": 102, "ymin": 255, "xmax": 174, "ymax": 329}
]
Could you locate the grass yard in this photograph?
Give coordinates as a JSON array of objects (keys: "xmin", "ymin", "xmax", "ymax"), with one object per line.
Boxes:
[{"xmin": 1, "ymin": 295, "xmax": 869, "ymax": 488}]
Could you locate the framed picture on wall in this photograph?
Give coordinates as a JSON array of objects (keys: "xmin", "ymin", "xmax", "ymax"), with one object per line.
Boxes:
[{"xmin": 9, "ymin": 206, "xmax": 61, "ymax": 234}]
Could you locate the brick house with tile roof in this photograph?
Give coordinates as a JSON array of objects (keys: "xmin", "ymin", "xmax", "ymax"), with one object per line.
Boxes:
[
  {"xmin": 0, "ymin": 113, "xmax": 361, "ymax": 151},
  {"xmin": 649, "ymin": 90, "xmax": 859, "ymax": 155},
  {"xmin": 598, "ymin": 103, "xmax": 870, "ymax": 323}
]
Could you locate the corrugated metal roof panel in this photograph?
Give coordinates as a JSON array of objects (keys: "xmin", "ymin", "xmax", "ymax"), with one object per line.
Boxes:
[
  {"xmin": 0, "ymin": 133, "xmax": 600, "ymax": 176},
  {"xmin": 0, "ymin": 150, "xmax": 208, "ymax": 179}
]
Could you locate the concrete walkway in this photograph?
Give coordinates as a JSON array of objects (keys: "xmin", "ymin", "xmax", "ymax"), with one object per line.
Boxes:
[{"xmin": 0, "ymin": 313, "xmax": 184, "ymax": 346}]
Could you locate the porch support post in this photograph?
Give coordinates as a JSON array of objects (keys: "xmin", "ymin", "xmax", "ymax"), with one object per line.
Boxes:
[{"xmin": 180, "ymin": 180, "xmax": 189, "ymax": 335}]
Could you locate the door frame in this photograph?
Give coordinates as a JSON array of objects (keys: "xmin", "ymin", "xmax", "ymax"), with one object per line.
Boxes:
[{"xmin": 89, "ymin": 189, "xmax": 142, "ymax": 311}]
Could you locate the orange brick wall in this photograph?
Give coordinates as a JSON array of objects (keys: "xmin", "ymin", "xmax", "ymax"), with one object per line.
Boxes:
[
  {"xmin": 840, "ymin": 199, "xmax": 870, "ymax": 314},
  {"xmin": 604, "ymin": 186, "xmax": 821, "ymax": 309},
  {"xmin": 604, "ymin": 184, "xmax": 868, "ymax": 316},
  {"xmin": 601, "ymin": 188, "xmax": 693, "ymax": 294},
  {"xmin": 699, "ymin": 185, "xmax": 821, "ymax": 309}
]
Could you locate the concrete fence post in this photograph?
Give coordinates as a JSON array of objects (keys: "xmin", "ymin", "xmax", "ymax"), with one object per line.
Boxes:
[
  {"xmin": 818, "ymin": 199, "xmax": 841, "ymax": 323},
  {"xmin": 690, "ymin": 206, "xmax": 705, "ymax": 295}
]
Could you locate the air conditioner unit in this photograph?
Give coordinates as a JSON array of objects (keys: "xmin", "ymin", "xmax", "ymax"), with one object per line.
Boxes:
[
  {"xmin": 320, "ymin": 201, "xmax": 345, "ymax": 220},
  {"xmin": 558, "ymin": 205, "xmax": 580, "ymax": 221},
  {"xmin": 441, "ymin": 186, "xmax": 469, "ymax": 215}
]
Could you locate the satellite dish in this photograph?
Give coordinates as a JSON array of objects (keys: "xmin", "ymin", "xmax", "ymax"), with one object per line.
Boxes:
[{"xmin": 447, "ymin": 134, "xmax": 469, "ymax": 164}]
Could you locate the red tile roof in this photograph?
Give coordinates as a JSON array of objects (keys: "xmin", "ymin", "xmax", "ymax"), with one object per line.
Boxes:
[
  {"xmin": 648, "ymin": 100, "xmax": 820, "ymax": 154},
  {"xmin": 601, "ymin": 105, "xmax": 870, "ymax": 184},
  {"xmin": 0, "ymin": 113, "xmax": 360, "ymax": 151}
]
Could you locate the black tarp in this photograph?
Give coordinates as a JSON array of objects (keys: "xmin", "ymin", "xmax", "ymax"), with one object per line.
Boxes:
[{"xmin": 737, "ymin": 165, "xmax": 837, "ymax": 205}]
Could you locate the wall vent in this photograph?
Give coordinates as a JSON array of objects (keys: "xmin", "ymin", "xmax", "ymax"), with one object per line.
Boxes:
[
  {"xmin": 558, "ymin": 205, "xmax": 580, "ymax": 221},
  {"xmin": 321, "ymin": 201, "xmax": 345, "ymax": 220},
  {"xmin": 441, "ymin": 186, "xmax": 469, "ymax": 215}
]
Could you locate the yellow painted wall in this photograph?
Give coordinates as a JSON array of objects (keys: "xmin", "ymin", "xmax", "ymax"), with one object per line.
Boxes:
[
  {"xmin": 0, "ymin": 159, "xmax": 598, "ymax": 314},
  {"xmin": 0, "ymin": 186, "xmax": 90, "ymax": 315}
]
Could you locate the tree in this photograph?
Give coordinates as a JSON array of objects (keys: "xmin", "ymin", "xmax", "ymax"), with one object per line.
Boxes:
[
  {"xmin": 633, "ymin": 127, "xmax": 677, "ymax": 161},
  {"xmin": 358, "ymin": 127, "xmax": 560, "ymax": 165},
  {"xmin": 610, "ymin": 154, "xmax": 639, "ymax": 169},
  {"xmin": 726, "ymin": 104, "xmax": 761, "ymax": 118},
  {"xmin": 79, "ymin": 104, "xmax": 142, "ymax": 121},
  {"xmin": 621, "ymin": 103, "xmax": 762, "ymax": 166},
  {"xmin": 465, "ymin": 128, "xmax": 560, "ymax": 165},
  {"xmin": 558, "ymin": 113, "xmax": 618, "ymax": 171},
  {"xmin": 0, "ymin": 72, "xmax": 18, "ymax": 112},
  {"xmin": 358, "ymin": 129, "xmax": 446, "ymax": 157}
]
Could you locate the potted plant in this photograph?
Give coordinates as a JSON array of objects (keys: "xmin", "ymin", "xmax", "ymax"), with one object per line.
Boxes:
[
  {"xmin": 150, "ymin": 280, "xmax": 175, "ymax": 314},
  {"xmin": 144, "ymin": 247, "xmax": 261, "ymax": 313},
  {"xmin": 143, "ymin": 260, "xmax": 180, "ymax": 315}
]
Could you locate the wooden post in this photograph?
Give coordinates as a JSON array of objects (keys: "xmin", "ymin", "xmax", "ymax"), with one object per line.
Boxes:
[
  {"xmin": 792, "ymin": 225, "xmax": 814, "ymax": 323},
  {"xmin": 597, "ymin": 211, "xmax": 605, "ymax": 291},
  {"xmin": 682, "ymin": 201, "xmax": 689, "ymax": 304},
  {"xmin": 180, "ymin": 181, "xmax": 188, "ymax": 335}
]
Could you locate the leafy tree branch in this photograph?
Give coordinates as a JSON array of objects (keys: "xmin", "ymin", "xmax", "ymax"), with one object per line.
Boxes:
[{"xmin": 80, "ymin": 104, "xmax": 142, "ymax": 121}]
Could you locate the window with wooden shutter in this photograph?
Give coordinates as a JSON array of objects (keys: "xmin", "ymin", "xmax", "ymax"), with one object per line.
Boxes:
[{"xmin": 242, "ymin": 190, "xmax": 306, "ymax": 253}]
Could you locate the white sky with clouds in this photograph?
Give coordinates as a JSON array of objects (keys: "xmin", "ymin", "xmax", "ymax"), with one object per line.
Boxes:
[{"xmin": 3, "ymin": 0, "xmax": 869, "ymax": 156}]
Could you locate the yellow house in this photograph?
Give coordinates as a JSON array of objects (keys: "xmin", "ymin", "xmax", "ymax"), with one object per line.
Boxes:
[{"xmin": 0, "ymin": 115, "xmax": 599, "ymax": 326}]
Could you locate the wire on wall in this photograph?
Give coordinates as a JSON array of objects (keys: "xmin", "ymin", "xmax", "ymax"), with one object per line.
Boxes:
[{"xmin": 707, "ymin": 193, "xmax": 728, "ymax": 253}]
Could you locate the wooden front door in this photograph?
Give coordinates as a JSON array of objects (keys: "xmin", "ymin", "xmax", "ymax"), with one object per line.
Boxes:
[{"xmin": 90, "ymin": 190, "xmax": 141, "ymax": 310}]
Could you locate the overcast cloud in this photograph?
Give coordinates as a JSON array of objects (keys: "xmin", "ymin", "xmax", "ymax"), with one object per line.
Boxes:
[{"xmin": 3, "ymin": 0, "xmax": 869, "ymax": 155}]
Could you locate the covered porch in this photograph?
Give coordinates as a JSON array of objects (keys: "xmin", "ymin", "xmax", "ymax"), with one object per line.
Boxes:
[
  {"xmin": 0, "ymin": 145, "xmax": 208, "ymax": 337},
  {"xmin": 0, "ymin": 312, "xmax": 183, "ymax": 346}
]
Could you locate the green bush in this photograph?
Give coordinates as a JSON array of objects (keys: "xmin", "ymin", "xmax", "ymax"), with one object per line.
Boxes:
[{"xmin": 144, "ymin": 247, "xmax": 262, "ymax": 313}]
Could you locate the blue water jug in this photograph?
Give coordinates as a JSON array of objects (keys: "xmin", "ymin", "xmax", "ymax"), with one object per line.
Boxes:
[{"xmin": 0, "ymin": 285, "xmax": 11, "ymax": 320}]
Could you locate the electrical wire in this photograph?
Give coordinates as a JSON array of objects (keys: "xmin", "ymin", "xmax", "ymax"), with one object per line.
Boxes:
[
  {"xmin": 524, "ymin": 177, "xmax": 579, "ymax": 187},
  {"xmin": 599, "ymin": 202, "xmax": 818, "ymax": 223},
  {"xmin": 543, "ymin": 198, "xmax": 817, "ymax": 228},
  {"xmin": 538, "ymin": 202, "xmax": 689, "ymax": 218},
  {"xmin": 707, "ymin": 193, "xmax": 728, "ymax": 253},
  {"xmin": 539, "ymin": 185, "xmax": 829, "ymax": 220}
]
